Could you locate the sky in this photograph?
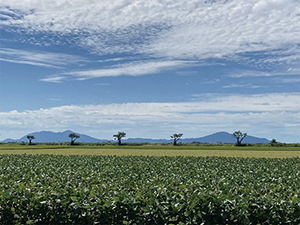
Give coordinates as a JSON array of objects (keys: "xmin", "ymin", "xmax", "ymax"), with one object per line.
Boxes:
[{"xmin": 0, "ymin": 0, "xmax": 299, "ymax": 143}]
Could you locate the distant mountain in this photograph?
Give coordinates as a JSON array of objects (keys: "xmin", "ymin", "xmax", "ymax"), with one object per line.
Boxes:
[
  {"xmin": 2, "ymin": 131, "xmax": 270, "ymax": 144},
  {"xmin": 2, "ymin": 138, "xmax": 16, "ymax": 143},
  {"xmin": 180, "ymin": 131, "xmax": 270, "ymax": 144},
  {"xmin": 124, "ymin": 138, "xmax": 168, "ymax": 144},
  {"xmin": 3, "ymin": 130, "xmax": 107, "ymax": 143},
  {"xmin": 125, "ymin": 132, "xmax": 269, "ymax": 144}
]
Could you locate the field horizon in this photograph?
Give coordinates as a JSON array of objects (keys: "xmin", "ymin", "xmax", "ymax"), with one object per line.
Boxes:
[{"xmin": 1, "ymin": 143, "xmax": 299, "ymax": 158}]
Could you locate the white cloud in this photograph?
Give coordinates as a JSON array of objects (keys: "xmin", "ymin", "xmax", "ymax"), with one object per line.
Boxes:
[
  {"xmin": 1, "ymin": 93, "xmax": 299, "ymax": 141},
  {"xmin": 97, "ymin": 57, "xmax": 129, "ymax": 63},
  {"xmin": 227, "ymin": 68, "xmax": 300, "ymax": 78},
  {"xmin": 0, "ymin": 48, "xmax": 86, "ymax": 68},
  {"xmin": 39, "ymin": 76, "xmax": 66, "ymax": 83},
  {"xmin": 40, "ymin": 60, "xmax": 194, "ymax": 81},
  {"xmin": 1, "ymin": 0, "xmax": 299, "ymax": 69},
  {"xmin": 140, "ymin": 0, "xmax": 300, "ymax": 65},
  {"xmin": 273, "ymin": 76, "xmax": 300, "ymax": 83},
  {"xmin": 222, "ymin": 83, "xmax": 261, "ymax": 89},
  {"xmin": 0, "ymin": 57, "xmax": 62, "ymax": 69}
]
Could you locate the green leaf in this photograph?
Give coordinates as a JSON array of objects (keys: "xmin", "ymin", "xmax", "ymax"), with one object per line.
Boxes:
[{"xmin": 70, "ymin": 196, "xmax": 78, "ymax": 202}]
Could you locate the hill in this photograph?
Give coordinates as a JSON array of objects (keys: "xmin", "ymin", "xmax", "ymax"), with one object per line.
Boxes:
[
  {"xmin": 180, "ymin": 131, "xmax": 269, "ymax": 144},
  {"xmin": 3, "ymin": 130, "xmax": 106, "ymax": 143},
  {"xmin": 2, "ymin": 131, "xmax": 269, "ymax": 144},
  {"xmin": 125, "ymin": 132, "xmax": 269, "ymax": 144}
]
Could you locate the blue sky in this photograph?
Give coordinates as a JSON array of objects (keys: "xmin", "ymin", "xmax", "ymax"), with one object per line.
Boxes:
[{"xmin": 0, "ymin": 0, "xmax": 299, "ymax": 142}]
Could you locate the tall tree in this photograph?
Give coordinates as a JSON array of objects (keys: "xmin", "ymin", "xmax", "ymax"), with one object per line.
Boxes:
[
  {"xmin": 270, "ymin": 138, "xmax": 278, "ymax": 146},
  {"xmin": 232, "ymin": 130, "xmax": 247, "ymax": 146},
  {"xmin": 113, "ymin": 132, "xmax": 126, "ymax": 145},
  {"xmin": 171, "ymin": 133, "xmax": 183, "ymax": 146},
  {"xmin": 27, "ymin": 135, "xmax": 35, "ymax": 145},
  {"xmin": 69, "ymin": 133, "xmax": 80, "ymax": 145}
]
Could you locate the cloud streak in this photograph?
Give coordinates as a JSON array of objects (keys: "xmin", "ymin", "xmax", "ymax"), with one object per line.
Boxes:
[
  {"xmin": 41, "ymin": 60, "xmax": 194, "ymax": 81},
  {"xmin": 0, "ymin": 48, "xmax": 86, "ymax": 68},
  {"xmin": 222, "ymin": 83, "xmax": 261, "ymax": 89}
]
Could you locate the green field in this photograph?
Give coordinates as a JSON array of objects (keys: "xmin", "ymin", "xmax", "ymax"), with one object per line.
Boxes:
[
  {"xmin": 1, "ymin": 144, "xmax": 299, "ymax": 224},
  {"xmin": 1, "ymin": 154, "xmax": 299, "ymax": 224},
  {"xmin": 0, "ymin": 143, "xmax": 299, "ymax": 158}
]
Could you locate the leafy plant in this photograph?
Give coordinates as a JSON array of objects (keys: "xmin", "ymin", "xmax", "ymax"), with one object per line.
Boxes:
[{"xmin": 0, "ymin": 155, "xmax": 299, "ymax": 224}]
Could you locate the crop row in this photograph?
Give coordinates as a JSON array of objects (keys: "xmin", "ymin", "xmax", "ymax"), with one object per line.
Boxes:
[{"xmin": 0, "ymin": 155, "xmax": 299, "ymax": 224}]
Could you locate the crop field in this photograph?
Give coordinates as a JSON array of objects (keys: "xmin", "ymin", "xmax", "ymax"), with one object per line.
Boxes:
[
  {"xmin": 0, "ymin": 145, "xmax": 299, "ymax": 224},
  {"xmin": 1, "ymin": 153, "xmax": 300, "ymax": 224},
  {"xmin": 1, "ymin": 144, "xmax": 300, "ymax": 158}
]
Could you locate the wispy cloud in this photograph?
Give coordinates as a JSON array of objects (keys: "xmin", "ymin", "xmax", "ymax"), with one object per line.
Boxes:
[
  {"xmin": 227, "ymin": 68, "xmax": 300, "ymax": 78},
  {"xmin": 190, "ymin": 93, "xmax": 300, "ymax": 112},
  {"xmin": 222, "ymin": 83, "xmax": 261, "ymax": 89},
  {"xmin": 273, "ymin": 76, "xmax": 300, "ymax": 84},
  {"xmin": 41, "ymin": 60, "xmax": 195, "ymax": 81},
  {"xmin": 0, "ymin": 57, "xmax": 61, "ymax": 69},
  {"xmin": 39, "ymin": 76, "xmax": 66, "ymax": 83},
  {"xmin": 1, "ymin": 0, "xmax": 299, "ymax": 71},
  {"xmin": 97, "ymin": 57, "xmax": 131, "ymax": 63},
  {"xmin": 0, "ymin": 48, "xmax": 86, "ymax": 68}
]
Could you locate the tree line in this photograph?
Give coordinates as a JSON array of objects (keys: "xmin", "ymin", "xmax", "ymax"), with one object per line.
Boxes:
[{"xmin": 26, "ymin": 130, "xmax": 249, "ymax": 146}]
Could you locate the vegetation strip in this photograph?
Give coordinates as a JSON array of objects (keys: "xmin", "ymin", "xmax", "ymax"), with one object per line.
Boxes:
[
  {"xmin": 0, "ymin": 155, "xmax": 299, "ymax": 224},
  {"xmin": 1, "ymin": 148, "xmax": 300, "ymax": 158},
  {"xmin": 0, "ymin": 144, "xmax": 299, "ymax": 158}
]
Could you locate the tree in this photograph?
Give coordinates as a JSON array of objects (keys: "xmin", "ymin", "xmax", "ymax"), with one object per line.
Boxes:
[
  {"xmin": 69, "ymin": 133, "xmax": 80, "ymax": 145},
  {"xmin": 171, "ymin": 133, "xmax": 183, "ymax": 146},
  {"xmin": 232, "ymin": 130, "xmax": 247, "ymax": 146},
  {"xmin": 27, "ymin": 135, "xmax": 35, "ymax": 145},
  {"xmin": 113, "ymin": 132, "xmax": 126, "ymax": 145},
  {"xmin": 270, "ymin": 138, "xmax": 277, "ymax": 146}
]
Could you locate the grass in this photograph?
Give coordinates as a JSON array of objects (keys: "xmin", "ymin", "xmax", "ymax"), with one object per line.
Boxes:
[{"xmin": 0, "ymin": 143, "xmax": 299, "ymax": 158}]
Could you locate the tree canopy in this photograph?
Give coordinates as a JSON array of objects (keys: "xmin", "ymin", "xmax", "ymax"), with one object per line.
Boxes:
[
  {"xmin": 232, "ymin": 130, "xmax": 247, "ymax": 146},
  {"xmin": 27, "ymin": 135, "xmax": 35, "ymax": 145},
  {"xmin": 170, "ymin": 133, "xmax": 183, "ymax": 146},
  {"xmin": 113, "ymin": 132, "xmax": 126, "ymax": 145},
  {"xmin": 69, "ymin": 133, "xmax": 80, "ymax": 145}
]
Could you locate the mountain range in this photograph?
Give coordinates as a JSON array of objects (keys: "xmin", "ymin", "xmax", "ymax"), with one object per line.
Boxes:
[{"xmin": 2, "ymin": 130, "xmax": 270, "ymax": 144}]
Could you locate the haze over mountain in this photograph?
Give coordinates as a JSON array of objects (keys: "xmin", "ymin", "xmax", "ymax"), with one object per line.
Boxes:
[{"xmin": 2, "ymin": 131, "xmax": 269, "ymax": 144}]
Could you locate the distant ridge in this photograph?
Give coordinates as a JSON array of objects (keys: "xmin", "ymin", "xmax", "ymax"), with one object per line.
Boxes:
[
  {"xmin": 2, "ymin": 131, "xmax": 269, "ymax": 144},
  {"xmin": 180, "ymin": 131, "xmax": 270, "ymax": 144},
  {"xmin": 125, "ymin": 131, "xmax": 269, "ymax": 144},
  {"xmin": 2, "ymin": 130, "xmax": 107, "ymax": 143}
]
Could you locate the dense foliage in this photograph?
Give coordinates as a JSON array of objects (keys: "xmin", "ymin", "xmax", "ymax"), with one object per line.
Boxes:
[{"xmin": 0, "ymin": 155, "xmax": 299, "ymax": 224}]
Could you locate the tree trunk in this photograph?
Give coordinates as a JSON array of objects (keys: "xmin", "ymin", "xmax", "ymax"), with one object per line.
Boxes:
[{"xmin": 236, "ymin": 137, "xmax": 241, "ymax": 146}]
